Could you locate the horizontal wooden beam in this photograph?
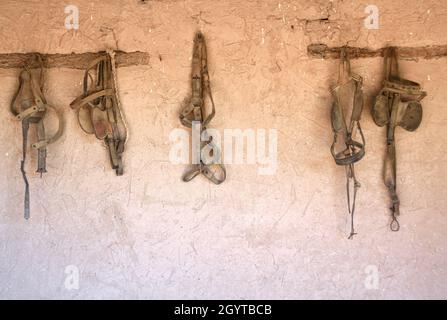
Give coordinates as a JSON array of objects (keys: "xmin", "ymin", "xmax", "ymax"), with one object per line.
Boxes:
[
  {"xmin": 307, "ymin": 44, "xmax": 447, "ymax": 60},
  {"xmin": 0, "ymin": 51, "xmax": 150, "ymax": 69}
]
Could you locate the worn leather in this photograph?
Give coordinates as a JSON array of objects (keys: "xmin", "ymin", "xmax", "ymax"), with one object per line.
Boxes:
[
  {"xmin": 70, "ymin": 52, "xmax": 127, "ymax": 176},
  {"xmin": 10, "ymin": 54, "xmax": 63, "ymax": 219},
  {"xmin": 373, "ymin": 47, "xmax": 426, "ymax": 231},
  {"xmin": 330, "ymin": 48, "xmax": 365, "ymax": 239},
  {"xmin": 179, "ymin": 32, "xmax": 226, "ymax": 185}
]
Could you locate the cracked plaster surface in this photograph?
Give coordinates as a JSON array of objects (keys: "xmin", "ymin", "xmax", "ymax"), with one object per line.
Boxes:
[{"xmin": 0, "ymin": 0, "xmax": 446, "ymax": 299}]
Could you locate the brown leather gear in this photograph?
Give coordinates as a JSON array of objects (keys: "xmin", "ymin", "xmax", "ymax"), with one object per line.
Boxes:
[
  {"xmin": 10, "ymin": 54, "xmax": 63, "ymax": 219},
  {"xmin": 330, "ymin": 47, "xmax": 366, "ymax": 239},
  {"xmin": 179, "ymin": 32, "xmax": 226, "ymax": 185},
  {"xmin": 373, "ymin": 47, "xmax": 426, "ymax": 231},
  {"xmin": 70, "ymin": 50, "xmax": 128, "ymax": 176}
]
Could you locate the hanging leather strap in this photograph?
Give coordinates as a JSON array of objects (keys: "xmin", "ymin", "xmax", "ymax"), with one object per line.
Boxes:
[
  {"xmin": 346, "ymin": 164, "xmax": 361, "ymax": 239},
  {"xmin": 69, "ymin": 89, "xmax": 114, "ymax": 110},
  {"xmin": 21, "ymin": 120, "xmax": 30, "ymax": 219},
  {"xmin": 384, "ymin": 92, "xmax": 400, "ymax": 231}
]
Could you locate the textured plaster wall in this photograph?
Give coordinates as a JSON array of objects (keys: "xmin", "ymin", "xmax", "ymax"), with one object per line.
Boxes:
[{"xmin": 0, "ymin": 0, "xmax": 446, "ymax": 299}]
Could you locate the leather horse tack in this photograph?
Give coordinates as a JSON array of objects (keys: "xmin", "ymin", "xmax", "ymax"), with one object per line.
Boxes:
[
  {"xmin": 330, "ymin": 47, "xmax": 365, "ymax": 239},
  {"xmin": 373, "ymin": 47, "xmax": 426, "ymax": 231},
  {"xmin": 10, "ymin": 54, "xmax": 63, "ymax": 219},
  {"xmin": 70, "ymin": 50, "xmax": 128, "ymax": 175},
  {"xmin": 179, "ymin": 32, "xmax": 226, "ymax": 184}
]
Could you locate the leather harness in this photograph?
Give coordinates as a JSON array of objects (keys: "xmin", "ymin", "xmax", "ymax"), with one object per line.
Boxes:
[
  {"xmin": 330, "ymin": 48, "xmax": 365, "ymax": 239},
  {"xmin": 70, "ymin": 50, "xmax": 128, "ymax": 175},
  {"xmin": 373, "ymin": 47, "xmax": 426, "ymax": 231},
  {"xmin": 10, "ymin": 54, "xmax": 63, "ymax": 219},
  {"xmin": 179, "ymin": 32, "xmax": 226, "ymax": 184}
]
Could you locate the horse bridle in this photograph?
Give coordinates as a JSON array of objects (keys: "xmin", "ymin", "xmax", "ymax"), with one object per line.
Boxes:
[
  {"xmin": 179, "ymin": 32, "xmax": 226, "ymax": 185},
  {"xmin": 70, "ymin": 50, "xmax": 128, "ymax": 176},
  {"xmin": 330, "ymin": 47, "xmax": 365, "ymax": 239}
]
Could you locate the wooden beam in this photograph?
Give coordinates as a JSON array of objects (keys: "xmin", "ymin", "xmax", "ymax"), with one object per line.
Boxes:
[
  {"xmin": 0, "ymin": 51, "xmax": 150, "ymax": 69},
  {"xmin": 307, "ymin": 44, "xmax": 447, "ymax": 60}
]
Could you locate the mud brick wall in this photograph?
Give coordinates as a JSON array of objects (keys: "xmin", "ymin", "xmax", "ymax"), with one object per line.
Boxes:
[{"xmin": 0, "ymin": 0, "xmax": 446, "ymax": 299}]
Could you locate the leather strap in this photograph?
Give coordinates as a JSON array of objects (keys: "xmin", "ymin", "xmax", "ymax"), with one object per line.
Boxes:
[
  {"xmin": 346, "ymin": 163, "xmax": 361, "ymax": 239},
  {"xmin": 183, "ymin": 163, "xmax": 226, "ymax": 185},
  {"xmin": 21, "ymin": 120, "xmax": 30, "ymax": 219},
  {"xmin": 36, "ymin": 119, "xmax": 47, "ymax": 174},
  {"xmin": 15, "ymin": 106, "xmax": 39, "ymax": 120},
  {"xmin": 31, "ymin": 105, "xmax": 64, "ymax": 150},
  {"xmin": 69, "ymin": 89, "xmax": 114, "ymax": 110}
]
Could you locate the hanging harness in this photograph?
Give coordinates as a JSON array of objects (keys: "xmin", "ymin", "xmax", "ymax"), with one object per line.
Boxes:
[
  {"xmin": 70, "ymin": 50, "xmax": 128, "ymax": 175},
  {"xmin": 330, "ymin": 48, "xmax": 366, "ymax": 239},
  {"xmin": 10, "ymin": 54, "xmax": 63, "ymax": 219},
  {"xmin": 373, "ymin": 47, "xmax": 426, "ymax": 231},
  {"xmin": 179, "ymin": 32, "xmax": 226, "ymax": 184}
]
